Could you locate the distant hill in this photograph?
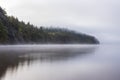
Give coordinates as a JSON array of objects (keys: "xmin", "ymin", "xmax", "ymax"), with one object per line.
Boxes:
[{"xmin": 0, "ymin": 7, "xmax": 99, "ymax": 44}]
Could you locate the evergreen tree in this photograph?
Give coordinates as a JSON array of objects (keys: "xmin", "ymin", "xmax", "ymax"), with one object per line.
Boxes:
[{"xmin": 0, "ymin": 21, "xmax": 8, "ymax": 43}]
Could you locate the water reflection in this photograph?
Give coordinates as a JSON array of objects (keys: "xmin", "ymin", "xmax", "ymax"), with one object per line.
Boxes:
[
  {"xmin": 0, "ymin": 52, "xmax": 30, "ymax": 79},
  {"xmin": 0, "ymin": 45, "xmax": 97, "ymax": 79}
]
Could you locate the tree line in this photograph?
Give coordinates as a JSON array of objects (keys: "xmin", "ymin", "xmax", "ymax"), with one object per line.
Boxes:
[{"xmin": 0, "ymin": 7, "xmax": 99, "ymax": 44}]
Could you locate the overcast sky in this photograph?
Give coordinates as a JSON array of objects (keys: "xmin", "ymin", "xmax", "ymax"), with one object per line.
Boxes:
[{"xmin": 0, "ymin": 0, "xmax": 120, "ymax": 44}]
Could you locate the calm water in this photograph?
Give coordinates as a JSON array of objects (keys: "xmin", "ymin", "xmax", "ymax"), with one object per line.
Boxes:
[{"xmin": 0, "ymin": 44, "xmax": 120, "ymax": 80}]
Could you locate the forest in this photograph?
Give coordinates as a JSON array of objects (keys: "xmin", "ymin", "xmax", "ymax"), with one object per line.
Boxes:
[{"xmin": 0, "ymin": 7, "xmax": 99, "ymax": 44}]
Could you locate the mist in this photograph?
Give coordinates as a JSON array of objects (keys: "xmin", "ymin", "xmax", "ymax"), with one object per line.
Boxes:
[{"xmin": 0, "ymin": 0, "xmax": 120, "ymax": 44}]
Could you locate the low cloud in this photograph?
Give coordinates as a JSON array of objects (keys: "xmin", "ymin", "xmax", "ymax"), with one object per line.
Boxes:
[{"xmin": 0, "ymin": 0, "xmax": 120, "ymax": 43}]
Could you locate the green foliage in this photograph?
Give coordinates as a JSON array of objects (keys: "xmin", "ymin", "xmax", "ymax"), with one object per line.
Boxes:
[
  {"xmin": 0, "ymin": 6, "xmax": 99, "ymax": 44},
  {"xmin": 0, "ymin": 21, "xmax": 8, "ymax": 43},
  {"xmin": 0, "ymin": 7, "xmax": 6, "ymax": 15}
]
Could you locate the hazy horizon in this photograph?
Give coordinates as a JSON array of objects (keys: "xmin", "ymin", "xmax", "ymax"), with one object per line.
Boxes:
[{"xmin": 0, "ymin": 0, "xmax": 120, "ymax": 44}]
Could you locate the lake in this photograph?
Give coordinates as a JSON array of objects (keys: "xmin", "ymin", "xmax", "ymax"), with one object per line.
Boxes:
[{"xmin": 0, "ymin": 44, "xmax": 120, "ymax": 80}]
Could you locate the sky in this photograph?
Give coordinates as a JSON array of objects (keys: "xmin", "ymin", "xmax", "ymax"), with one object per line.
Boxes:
[{"xmin": 0, "ymin": 0, "xmax": 120, "ymax": 44}]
